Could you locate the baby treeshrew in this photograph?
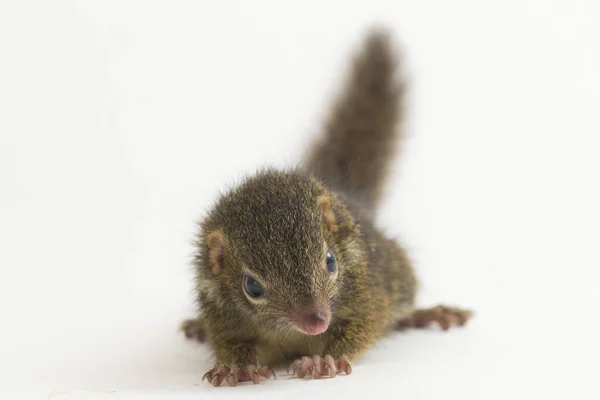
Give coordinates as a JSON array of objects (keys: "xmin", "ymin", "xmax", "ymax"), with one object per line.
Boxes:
[{"xmin": 182, "ymin": 28, "xmax": 472, "ymax": 387}]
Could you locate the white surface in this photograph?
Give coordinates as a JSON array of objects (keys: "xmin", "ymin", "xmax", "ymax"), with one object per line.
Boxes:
[{"xmin": 1, "ymin": 1, "xmax": 599, "ymax": 399}]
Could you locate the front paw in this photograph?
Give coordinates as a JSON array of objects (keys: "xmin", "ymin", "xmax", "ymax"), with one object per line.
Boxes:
[
  {"xmin": 288, "ymin": 355, "xmax": 352, "ymax": 379},
  {"xmin": 202, "ymin": 363, "xmax": 275, "ymax": 387}
]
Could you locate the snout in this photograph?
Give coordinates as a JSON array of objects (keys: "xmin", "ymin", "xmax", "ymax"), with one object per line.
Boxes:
[{"xmin": 292, "ymin": 307, "xmax": 331, "ymax": 335}]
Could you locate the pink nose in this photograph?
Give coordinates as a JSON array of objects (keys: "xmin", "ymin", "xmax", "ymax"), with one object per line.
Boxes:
[{"xmin": 301, "ymin": 309, "xmax": 330, "ymax": 335}]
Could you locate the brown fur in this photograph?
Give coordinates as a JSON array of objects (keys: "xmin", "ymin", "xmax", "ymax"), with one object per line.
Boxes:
[
  {"xmin": 304, "ymin": 27, "xmax": 404, "ymax": 212},
  {"xmin": 182, "ymin": 28, "xmax": 471, "ymax": 384}
]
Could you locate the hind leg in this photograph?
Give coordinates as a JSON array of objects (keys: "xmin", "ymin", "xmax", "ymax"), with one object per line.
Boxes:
[
  {"xmin": 395, "ymin": 305, "xmax": 472, "ymax": 331},
  {"xmin": 180, "ymin": 318, "xmax": 207, "ymax": 342}
]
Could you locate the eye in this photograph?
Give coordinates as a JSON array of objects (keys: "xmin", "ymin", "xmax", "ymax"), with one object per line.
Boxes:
[
  {"xmin": 243, "ymin": 275, "xmax": 265, "ymax": 299},
  {"xmin": 326, "ymin": 250, "xmax": 337, "ymax": 273}
]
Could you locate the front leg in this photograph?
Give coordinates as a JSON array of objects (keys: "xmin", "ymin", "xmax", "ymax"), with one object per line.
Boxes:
[{"xmin": 203, "ymin": 342, "xmax": 275, "ymax": 387}]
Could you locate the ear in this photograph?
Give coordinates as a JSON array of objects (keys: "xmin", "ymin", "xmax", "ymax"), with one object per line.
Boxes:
[
  {"xmin": 205, "ymin": 229, "xmax": 226, "ymax": 275},
  {"xmin": 317, "ymin": 194, "xmax": 339, "ymax": 233}
]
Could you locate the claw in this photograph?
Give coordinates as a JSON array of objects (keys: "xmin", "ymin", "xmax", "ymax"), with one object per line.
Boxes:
[{"xmin": 268, "ymin": 367, "xmax": 277, "ymax": 380}]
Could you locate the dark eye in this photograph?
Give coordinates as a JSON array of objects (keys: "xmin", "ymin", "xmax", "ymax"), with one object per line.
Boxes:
[
  {"xmin": 243, "ymin": 275, "xmax": 265, "ymax": 299},
  {"xmin": 326, "ymin": 250, "xmax": 337, "ymax": 273}
]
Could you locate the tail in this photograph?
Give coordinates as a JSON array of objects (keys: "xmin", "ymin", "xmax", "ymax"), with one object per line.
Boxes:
[{"xmin": 303, "ymin": 28, "xmax": 405, "ymax": 212}]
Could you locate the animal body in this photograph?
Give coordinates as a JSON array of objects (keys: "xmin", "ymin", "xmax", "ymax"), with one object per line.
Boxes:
[{"xmin": 181, "ymin": 28, "xmax": 472, "ymax": 387}]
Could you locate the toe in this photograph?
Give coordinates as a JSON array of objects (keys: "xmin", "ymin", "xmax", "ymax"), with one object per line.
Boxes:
[
  {"xmin": 247, "ymin": 365, "xmax": 261, "ymax": 384},
  {"xmin": 337, "ymin": 355, "xmax": 352, "ymax": 375},
  {"xmin": 456, "ymin": 309, "xmax": 473, "ymax": 326},
  {"xmin": 203, "ymin": 363, "xmax": 222, "ymax": 384},
  {"xmin": 324, "ymin": 355, "xmax": 337, "ymax": 378},
  {"xmin": 438, "ymin": 317, "xmax": 451, "ymax": 330},
  {"xmin": 227, "ymin": 364, "xmax": 239, "ymax": 387},
  {"xmin": 211, "ymin": 364, "xmax": 229, "ymax": 387},
  {"xmin": 258, "ymin": 366, "xmax": 276, "ymax": 380},
  {"xmin": 211, "ymin": 373, "xmax": 223, "ymax": 387},
  {"xmin": 296, "ymin": 356, "xmax": 313, "ymax": 379},
  {"xmin": 289, "ymin": 359, "xmax": 302, "ymax": 376},
  {"xmin": 312, "ymin": 355, "xmax": 323, "ymax": 379}
]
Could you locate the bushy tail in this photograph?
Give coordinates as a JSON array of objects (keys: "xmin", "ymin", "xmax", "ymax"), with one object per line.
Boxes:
[{"xmin": 303, "ymin": 28, "xmax": 405, "ymax": 212}]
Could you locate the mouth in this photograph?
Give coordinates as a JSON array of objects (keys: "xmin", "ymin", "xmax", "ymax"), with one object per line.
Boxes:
[{"xmin": 290, "ymin": 307, "xmax": 331, "ymax": 336}]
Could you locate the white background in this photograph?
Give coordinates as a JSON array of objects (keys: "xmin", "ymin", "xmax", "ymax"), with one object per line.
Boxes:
[{"xmin": 1, "ymin": 0, "xmax": 599, "ymax": 399}]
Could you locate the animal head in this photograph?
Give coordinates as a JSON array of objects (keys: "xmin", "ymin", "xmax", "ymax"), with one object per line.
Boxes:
[{"xmin": 196, "ymin": 169, "xmax": 363, "ymax": 335}]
